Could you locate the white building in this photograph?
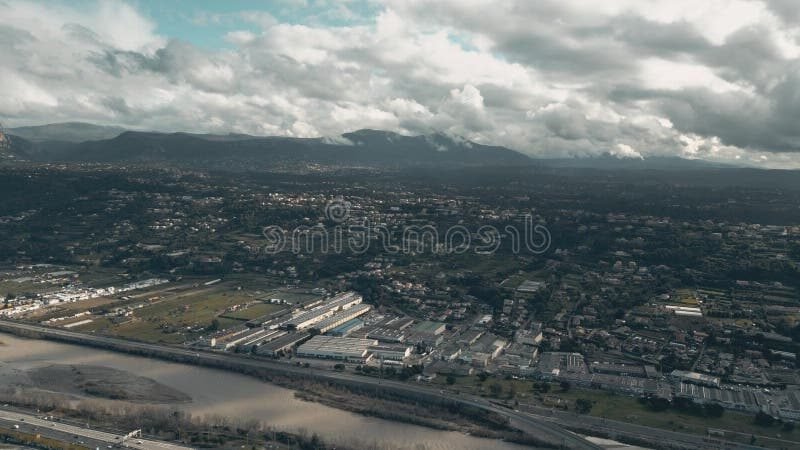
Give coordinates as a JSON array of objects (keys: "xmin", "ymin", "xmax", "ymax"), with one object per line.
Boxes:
[
  {"xmin": 296, "ymin": 335, "xmax": 377, "ymax": 362},
  {"xmin": 369, "ymin": 344, "xmax": 413, "ymax": 361},
  {"xmin": 283, "ymin": 291, "xmax": 363, "ymax": 330}
]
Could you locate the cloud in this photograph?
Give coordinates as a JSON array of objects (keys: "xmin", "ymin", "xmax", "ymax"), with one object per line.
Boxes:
[
  {"xmin": 1, "ymin": 0, "xmax": 800, "ymax": 167},
  {"xmin": 611, "ymin": 143, "xmax": 643, "ymax": 159}
]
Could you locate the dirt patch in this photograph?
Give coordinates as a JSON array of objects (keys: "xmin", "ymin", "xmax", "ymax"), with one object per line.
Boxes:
[{"xmin": 26, "ymin": 364, "xmax": 190, "ymax": 403}]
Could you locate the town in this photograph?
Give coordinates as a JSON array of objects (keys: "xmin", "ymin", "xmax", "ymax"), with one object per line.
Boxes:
[{"xmin": 1, "ymin": 164, "xmax": 799, "ymax": 448}]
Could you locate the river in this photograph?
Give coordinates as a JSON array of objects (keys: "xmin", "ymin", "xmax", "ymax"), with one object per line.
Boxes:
[{"xmin": 0, "ymin": 333, "xmax": 532, "ymax": 450}]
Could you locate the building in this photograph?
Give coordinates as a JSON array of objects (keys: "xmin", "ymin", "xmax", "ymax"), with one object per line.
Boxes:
[
  {"xmin": 515, "ymin": 324, "xmax": 543, "ymax": 346},
  {"xmin": 517, "ymin": 280, "xmax": 545, "ymax": 294},
  {"xmin": 283, "ymin": 291, "xmax": 363, "ymax": 330},
  {"xmin": 367, "ymin": 327, "xmax": 407, "ymax": 343},
  {"xmin": 384, "ymin": 317, "xmax": 415, "ymax": 330},
  {"xmin": 208, "ymin": 326, "xmax": 271, "ymax": 351},
  {"xmin": 536, "ymin": 352, "xmax": 588, "ymax": 379},
  {"xmin": 296, "ymin": 335, "xmax": 378, "ymax": 362},
  {"xmin": 312, "ymin": 303, "xmax": 371, "ymax": 333},
  {"xmin": 369, "ymin": 344, "xmax": 413, "ymax": 361},
  {"xmin": 255, "ymin": 332, "xmax": 311, "ymax": 356},
  {"xmin": 591, "ymin": 362, "xmax": 647, "ymax": 378},
  {"xmin": 471, "ymin": 333, "xmax": 508, "ymax": 359},
  {"xmin": 327, "ymin": 318, "xmax": 364, "ymax": 337},
  {"xmin": 665, "ymin": 305, "xmax": 703, "ymax": 317},
  {"xmin": 412, "ymin": 320, "xmax": 446, "ymax": 335},
  {"xmin": 457, "ymin": 329, "xmax": 484, "ymax": 346},
  {"xmin": 670, "ymin": 370, "xmax": 721, "ymax": 388}
]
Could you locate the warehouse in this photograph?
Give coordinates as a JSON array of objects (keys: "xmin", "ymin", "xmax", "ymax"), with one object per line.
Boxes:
[
  {"xmin": 238, "ymin": 330, "xmax": 287, "ymax": 352},
  {"xmin": 369, "ymin": 344, "xmax": 413, "ymax": 361},
  {"xmin": 312, "ymin": 303, "xmax": 371, "ymax": 333},
  {"xmin": 256, "ymin": 332, "xmax": 311, "ymax": 356},
  {"xmin": 210, "ymin": 326, "xmax": 275, "ymax": 351},
  {"xmin": 591, "ymin": 362, "xmax": 647, "ymax": 378},
  {"xmin": 328, "ymin": 318, "xmax": 364, "ymax": 337},
  {"xmin": 296, "ymin": 335, "xmax": 377, "ymax": 362},
  {"xmin": 412, "ymin": 320, "xmax": 446, "ymax": 335},
  {"xmin": 367, "ymin": 327, "xmax": 407, "ymax": 343},
  {"xmin": 670, "ymin": 370, "xmax": 721, "ymax": 388},
  {"xmin": 282, "ymin": 291, "xmax": 363, "ymax": 330}
]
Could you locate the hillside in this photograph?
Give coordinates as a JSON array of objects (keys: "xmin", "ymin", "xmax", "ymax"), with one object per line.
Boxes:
[
  {"xmin": 25, "ymin": 129, "xmax": 532, "ymax": 168},
  {"xmin": 7, "ymin": 122, "xmax": 126, "ymax": 143}
]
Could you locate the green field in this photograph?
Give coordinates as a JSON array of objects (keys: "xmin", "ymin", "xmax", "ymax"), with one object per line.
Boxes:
[
  {"xmin": 218, "ymin": 302, "xmax": 286, "ymax": 321},
  {"xmin": 0, "ymin": 279, "xmax": 49, "ymax": 296},
  {"xmin": 90, "ymin": 285, "xmax": 272, "ymax": 343}
]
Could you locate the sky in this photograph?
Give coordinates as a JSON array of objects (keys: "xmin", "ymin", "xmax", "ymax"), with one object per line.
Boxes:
[{"xmin": 2, "ymin": 0, "xmax": 800, "ymax": 167}]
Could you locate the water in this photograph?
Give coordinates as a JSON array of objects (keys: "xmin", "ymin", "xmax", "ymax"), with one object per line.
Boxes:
[{"xmin": 0, "ymin": 333, "xmax": 530, "ymax": 450}]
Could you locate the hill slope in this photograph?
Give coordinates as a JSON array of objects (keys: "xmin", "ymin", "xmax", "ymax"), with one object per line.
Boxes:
[
  {"xmin": 8, "ymin": 122, "xmax": 126, "ymax": 143},
  {"xmin": 34, "ymin": 129, "xmax": 532, "ymax": 168}
]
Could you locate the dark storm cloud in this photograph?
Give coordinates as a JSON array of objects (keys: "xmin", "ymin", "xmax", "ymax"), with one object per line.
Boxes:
[{"xmin": 3, "ymin": 0, "xmax": 800, "ymax": 167}]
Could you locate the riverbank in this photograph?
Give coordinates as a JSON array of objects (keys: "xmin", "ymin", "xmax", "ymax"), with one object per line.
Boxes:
[
  {"xmin": 0, "ymin": 331, "xmax": 534, "ymax": 450},
  {"xmin": 28, "ymin": 364, "xmax": 190, "ymax": 403},
  {"xmin": 293, "ymin": 382, "xmax": 548, "ymax": 447}
]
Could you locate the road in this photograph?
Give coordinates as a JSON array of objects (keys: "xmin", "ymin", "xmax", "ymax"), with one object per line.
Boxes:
[
  {"xmin": 514, "ymin": 403, "xmax": 768, "ymax": 450},
  {"xmin": 0, "ymin": 407, "xmax": 192, "ymax": 450},
  {"xmin": 0, "ymin": 320, "xmax": 602, "ymax": 449}
]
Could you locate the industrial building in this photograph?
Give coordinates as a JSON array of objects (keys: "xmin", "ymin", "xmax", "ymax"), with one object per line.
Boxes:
[
  {"xmin": 665, "ymin": 305, "xmax": 703, "ymax": 317},
  {"xmin": 312, "ymin": 303, "xmax": 371, "ymax": 333},
  {"xmin": 327, "ymin": 318, "xmax": 364, "ymax": 337},
  {"xmin": 255, "ymin": 332, "xmax": 311, "ymax": 356},
  {"xmin": 670, "ymin": 370, "xmax": 721, "ymax": 388},
  {"xmin": 296, "ymin": 335, "xmax": 378, "ymax": 362},
  {"xmin": 369, "ymin": 344, "xmax": 413, "ymax": 361},
  {"xmin": 384, "ymin": 317, "xmax": 415, "ymax": 330},
  {"xmin": 514, "ymin": 323, "xmax": 543, "ymax": 346},
  {"xmin": 282, "ymin": 291, "xmax": 363, "ymax": 330},
  {"xmin": 238, "ymin": 329, "xmax": 287, "ymax": 351},
  {"xmin": 517, "ymin": 280, "xmax": 545, "ymax": 294},
  {"xmin": 591, "ymin": 362, "xmax": 648, "ymax": 378},
  {"xmin": 536, "ymin": 352, "xmax": 588, "ymax": 378},
  {"xmin": 412, "ymin": 320, "xmax": 446, "ymax": 335},
  {"xmin": 367, "ymin": 327, "xmax": 407, "ymax": 343},
  {"xmin": 211, "ymin": 327, "xmax": 276, "ymax": 351}
]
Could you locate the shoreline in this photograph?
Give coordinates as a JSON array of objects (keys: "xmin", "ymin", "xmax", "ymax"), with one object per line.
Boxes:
[
  {"xmin": 0, "ymin": 320, "xmax": 592, "ymax": 448},
  {"xmin": 0, "ymin": 328, "xmax": 546, "ymax": 450}
]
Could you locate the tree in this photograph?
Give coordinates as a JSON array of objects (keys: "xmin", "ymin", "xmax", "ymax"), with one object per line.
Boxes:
[
  {"xmin": 705, "ymin": 403, "xmax": 724, "ymax": 418},
  {"xmin": 575, "ymin": 398, "xmax": 593, "ymax": 414},
  {"xmin": 446, "ymin": 375, "xmax": 456, "ymax": 385},
  {"xmin": 754, "ymin": 411, "xmax": 775, "ymax": 427},
  {"xmin": 560, "ymin": 380, "xmax": 571, "ymax": 392}
]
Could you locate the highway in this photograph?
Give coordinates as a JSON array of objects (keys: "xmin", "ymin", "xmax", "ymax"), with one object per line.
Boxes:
[
  {"xmin": 514, "ymin": 403, "xmax": 767, "ymax": 450},
  {"xmin": 0, "ymin": 407, "xmax": 192, "ymax": 450},
  {"xmin": 0, "ymin": 320, "xmax": 602, "ymax": 449}
]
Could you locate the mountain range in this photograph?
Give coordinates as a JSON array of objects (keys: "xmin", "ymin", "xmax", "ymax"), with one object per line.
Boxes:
[{"xmin": 0, "ymin": 122, "xmax": 745, "ymax": 170}]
